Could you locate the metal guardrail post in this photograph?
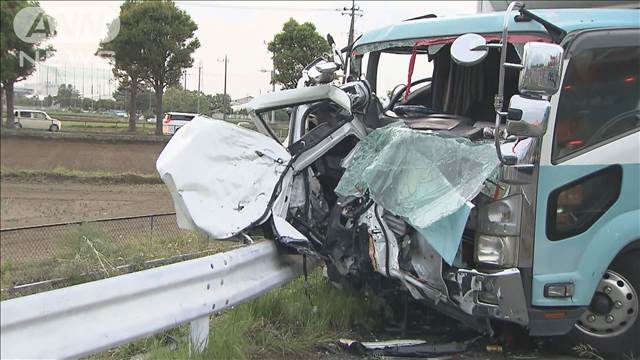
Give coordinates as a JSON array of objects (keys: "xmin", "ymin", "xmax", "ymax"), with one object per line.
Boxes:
[{"xmin": 189, "ymin": 316, "xmax": 210, "ymax": 354}]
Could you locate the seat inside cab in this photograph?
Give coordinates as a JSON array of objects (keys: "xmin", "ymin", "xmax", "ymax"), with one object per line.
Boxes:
[{"xmin": 361, "ymin": 41, "xmax": 522, "ymax": 138}]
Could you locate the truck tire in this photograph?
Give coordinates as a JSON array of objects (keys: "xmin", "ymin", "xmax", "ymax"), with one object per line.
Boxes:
[{"xmin": 565, "ymin": 250, "xmax": 639, "ymax": 359}]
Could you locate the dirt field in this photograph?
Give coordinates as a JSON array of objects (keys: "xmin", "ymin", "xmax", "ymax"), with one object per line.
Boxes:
[
  {"xmin": 1, "ymin": 137, "xmax": 165, "ymax": 175},
  {"xmin": 0, "ymin": 179, "xmax": 174, "ymax": 228}
]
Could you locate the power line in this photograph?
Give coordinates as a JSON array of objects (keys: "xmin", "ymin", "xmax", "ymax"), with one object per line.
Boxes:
[
  {"xmin": 181, "ymin": 2, "xmax": 337, "ymax": 12},
  {"xmin": 196, "ymin": 62, "xmax": 202, "ymax": 113}
]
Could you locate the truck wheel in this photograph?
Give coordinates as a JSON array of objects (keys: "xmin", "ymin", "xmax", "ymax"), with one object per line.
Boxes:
[
  {"xmin": 567, "ymin": 251, "xmax": 639, "ymax": 358},
  {"xmin": 15, "ymin": 123, "xmax": 22, "ymax": 129}
]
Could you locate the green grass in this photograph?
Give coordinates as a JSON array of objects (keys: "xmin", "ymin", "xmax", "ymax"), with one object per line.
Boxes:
[
  {"xmin": 62, "ymin": 120, "xmax": 158, "ymax": 135},
  {"xmin": 2, "ymin": 221, "xmax": 377, "ymax": 359},
  {"xmin": 92, "ymin": 269, "xmax": 378, "ymax": 360},
  {"xmin": 1, "ymin": 223, "xmax": 238, "ymax": 299},
  {"xmin": 47, "ymin": 111, "xmax": 122, "ymax": 123}
]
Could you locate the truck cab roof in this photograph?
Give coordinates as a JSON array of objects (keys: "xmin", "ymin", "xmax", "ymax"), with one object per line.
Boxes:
[{"xmin": 353, "ymin": 8, "xmax": 640, "ymax": 51}]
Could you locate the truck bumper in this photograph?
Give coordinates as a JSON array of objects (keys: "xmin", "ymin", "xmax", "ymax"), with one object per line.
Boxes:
[{"xmin": 453, "ymin": 267, "xmax": 529, "ymax": 326}]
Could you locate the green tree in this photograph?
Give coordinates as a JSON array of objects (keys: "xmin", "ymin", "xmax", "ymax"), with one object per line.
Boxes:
[
  {"xmin": 109, "ymin": 1, "xmax": 200, "ymax": 135},
  {"xmin": 14, "ymin": 94, "xmax": 40, "ymax": 107},
  {"xmin": 113, "ymin": 84, "xmax": 154, "ymax": 116},
  {"xmin": 43, "ymin": 94, "xmax": 53, "ymax": 107},
  {"xmin": 98, "ymin": 1, "xmax": 148, "ymax": 132},
  {"xmin": 95, "ymin": 98, "xmax": 117, "ymax": 111},
  {"xmin": 163, "ymin": 86, "xmax": 202, "ymax": 114},
  {"xmin": 267, "ymin": 19, "xmax": 330, "ymax": 89},
  {"xmin": 81, "ymin": 97, "xmax": 94, "ymax": 111},
  {"xmin": 1, "ymin": 1, "xmax": 56, "ymax": 127},
  {"xmin": 54, "ymin": 84, "xmax": 80, "ymax": 108},
  {"xmin": 161, "ymin": 86, "xmax": 231, "ymax": 115},
  {"xmin": 209, "ymin": 93, "xmax": 232, "ymax": 114}
]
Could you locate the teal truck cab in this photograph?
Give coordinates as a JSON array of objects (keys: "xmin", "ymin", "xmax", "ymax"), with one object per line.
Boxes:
[
  {"xmin": 344, "ymin": 4, "xmax": 639, "ymax": 354},
  {"xmin": 157, "ymin": 2, "xmax": 639, "ymax": 357}
]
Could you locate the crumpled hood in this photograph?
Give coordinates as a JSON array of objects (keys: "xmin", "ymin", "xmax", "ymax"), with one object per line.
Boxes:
[{"xmin": 156, "ymin": 116, "xmax": 291, "ymax": 239}]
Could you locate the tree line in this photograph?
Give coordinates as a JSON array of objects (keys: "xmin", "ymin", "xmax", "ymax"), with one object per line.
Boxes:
[
  {"xmin": 2, "ymin": 0, "xmax": 335, "ymax": 134},
  {"xmin": 13, "ymin": 83, "xmax": 233, "ymax": 119}
]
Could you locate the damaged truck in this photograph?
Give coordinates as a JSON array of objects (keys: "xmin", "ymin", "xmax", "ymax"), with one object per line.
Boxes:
[{"xmin": 157, "ymin": 3, "xmax": 640, "ymax": 357}]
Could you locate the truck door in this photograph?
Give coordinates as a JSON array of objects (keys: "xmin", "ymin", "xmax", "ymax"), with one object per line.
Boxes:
[{"xmin": 533, "ymin": 28, "xmax": 640, "ymax": 308}]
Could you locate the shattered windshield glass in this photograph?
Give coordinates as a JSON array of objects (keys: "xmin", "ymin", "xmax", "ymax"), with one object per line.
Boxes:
[{"xmin": 336, "ymin": 125, "xmax": 498, "ymax": 262}]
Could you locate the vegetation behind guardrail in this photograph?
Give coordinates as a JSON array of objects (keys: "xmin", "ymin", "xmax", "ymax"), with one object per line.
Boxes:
[{"xmin": 0, "ymin": 213, "xmax": 240, "ymax": 298}]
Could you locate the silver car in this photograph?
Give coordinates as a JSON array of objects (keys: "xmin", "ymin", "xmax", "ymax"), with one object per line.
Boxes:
[
  {"xmin": 162, "ymin": 112, "xmax": 197, "ymax": 135},
  {"xmin": 13, "ymin": 110, "xmax": 62, "ymax": 132}
]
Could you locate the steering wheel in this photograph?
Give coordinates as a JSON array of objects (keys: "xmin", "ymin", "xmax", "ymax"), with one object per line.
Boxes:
[
  {"xmin": 384, "ymin": 77, "xmax": 432, "ymax": 112},
  {"xmin": 587, "ymin": 109, "xmax": 640, "ymax": 146}
]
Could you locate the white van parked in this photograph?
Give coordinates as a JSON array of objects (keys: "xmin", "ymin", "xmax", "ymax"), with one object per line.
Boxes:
[
  {"xmin": 162, "ymin": 112, "xmax": 197, "ymax": 135},
  {"xmin": 13, "ymin": 110, "xmax": 62, "ymax": 132}
]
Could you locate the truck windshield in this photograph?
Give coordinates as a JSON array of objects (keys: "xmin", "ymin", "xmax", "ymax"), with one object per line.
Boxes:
[{"xmin": 358, "ymin": 39, "xmax": 523, "ymax": 125}]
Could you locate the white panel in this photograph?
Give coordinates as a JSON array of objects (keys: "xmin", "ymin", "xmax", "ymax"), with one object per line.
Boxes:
[
  {"xmin": 156, "ymin": 116, "xmax": 291, "ymax": 239},
  {"xmin": 562, "ymin": 131, "xmax": 640, "ymax": 165}
]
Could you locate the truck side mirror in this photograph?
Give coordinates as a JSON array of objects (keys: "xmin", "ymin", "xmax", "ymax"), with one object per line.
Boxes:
[
  {"xmin": 518, "ymin": 42, "xmax": 564, "ymax": 97},
  {"xmin": 506, "ymin": 43, "xmax": 563, "ymax": 138},
  {"xmin": 506, "ymin": 95, "xmax": 551, "ymax": 138},
  {"xmin": 450, "ymin": 33, "xmax": 489, "ymax": 66}
]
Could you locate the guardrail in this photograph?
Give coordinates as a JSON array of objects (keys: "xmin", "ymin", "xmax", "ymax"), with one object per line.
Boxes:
[{"xmin": 0, "ymin": 241, "xmax": 303, "ymax": 358}]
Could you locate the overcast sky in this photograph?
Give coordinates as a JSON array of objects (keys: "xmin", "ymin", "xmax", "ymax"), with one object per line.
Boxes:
[{"xmin": 28, "ymin": 1, "xmax": 477, "ymax": 100}]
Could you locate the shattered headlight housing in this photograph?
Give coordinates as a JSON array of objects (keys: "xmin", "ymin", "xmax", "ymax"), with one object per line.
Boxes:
[
  {"xmin": 474, "ymin": 194, "xmax": 523, "ymax": 267},
  {"xmin": 475, "ymin": 235, "xmax": 518, "ymax": 267}
]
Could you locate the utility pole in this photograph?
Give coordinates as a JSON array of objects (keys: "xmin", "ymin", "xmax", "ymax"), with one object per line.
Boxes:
[
  {"xmin": 183, "ymin": 70, "xmax": 188, "ymax": 90},
  {"xmin": 197, "ymin": 62, "xmax": 202, "ymax": 114},
  {"xmin": 259, "ymin": 68, "xmax": 276, "ymax": 123},
  {"xmin": 73, "ymin": 68, "xmax": 76, "ymax": 108},
  {"xmin": 218, "ymin": 55, "xmax": 229, "ymax": 121},
  {"xmin": 341, "ymin": 0, "xmax": 363, "ymax": 48}
]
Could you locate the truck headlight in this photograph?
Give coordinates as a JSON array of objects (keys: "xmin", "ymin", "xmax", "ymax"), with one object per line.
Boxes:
[
  {"xmin": 475, "ymin": 194, "xmax": 523, "ymax": 267},
  {"xmin": 475, "ymin": 235, "xmax": 518, "ymax": 267}
]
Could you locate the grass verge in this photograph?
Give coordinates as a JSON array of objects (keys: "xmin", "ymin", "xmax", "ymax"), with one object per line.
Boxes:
[
  {"xmin": 1, "ymin": 223, "xmax": 238, "ymax": 299},
  {"xmin": 92, "ymin": 269, "xmax": 378, "ymax": 360},
  {"xmin": 63, "ymin": 121, "xmax": 157, "ymax": 135},
  {"xmin": 0, "ymin": 168, "xmax": 161, "ymax": 184}
]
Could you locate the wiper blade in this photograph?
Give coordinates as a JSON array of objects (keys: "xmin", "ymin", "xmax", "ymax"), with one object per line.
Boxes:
[{"xmin": 517, "ymin": 6, "xmax": 567, "ymax": 44}]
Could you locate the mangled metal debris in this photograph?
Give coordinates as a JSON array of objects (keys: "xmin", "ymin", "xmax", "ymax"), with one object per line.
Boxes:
[
  {"xmin": 335, "ymin": 124, "xmax": 498, "ymax": 264},
  {"xmin": 338, "ymin": 336, "xmax": 479, "ymax": 357}
]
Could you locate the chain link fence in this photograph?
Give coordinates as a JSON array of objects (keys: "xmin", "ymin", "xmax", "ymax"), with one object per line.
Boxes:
[{"xmin": 0, "ymin": 213, "xmax": 241, "ymax": 297}]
